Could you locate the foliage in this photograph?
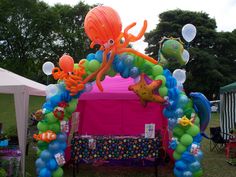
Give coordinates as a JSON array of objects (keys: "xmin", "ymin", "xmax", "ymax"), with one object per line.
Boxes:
[
  {"xmin": 0, "ymin": 0, "xmax": 94, "ymax": 84},
  {"xmin": 145, "ymin": 10, "xmax": 236, "ymax": 99}
]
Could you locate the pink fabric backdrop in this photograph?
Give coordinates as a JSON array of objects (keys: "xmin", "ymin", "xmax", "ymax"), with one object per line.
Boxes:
[
  {"xmin": 66, "ymin": 75, "xmax": 170, "ymax": 161},
  {"xmin": 77, "ymin": 75, "xmax": 168, "ymax": 142}
]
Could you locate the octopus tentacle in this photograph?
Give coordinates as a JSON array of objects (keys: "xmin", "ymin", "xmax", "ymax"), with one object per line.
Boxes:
[
  {"xmin": 117, "ymin": 48, "xmax": 157, "ymax": 64},
  {"xmin": 83, "ymin": 49, "xmax": 109, "ymax": 84},
  {"xmin": 129, "ymin": 20, "xmax": 147, "ymax": 42},
  {"xmin": 96, "ymin": 49, "xmax": 116, "ymax": 91}
]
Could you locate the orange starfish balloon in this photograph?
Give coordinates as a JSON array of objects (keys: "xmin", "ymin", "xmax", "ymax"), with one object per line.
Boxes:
[{"xmin": 128, "ymin": 74, "xmax": 166, "ymax": 107}]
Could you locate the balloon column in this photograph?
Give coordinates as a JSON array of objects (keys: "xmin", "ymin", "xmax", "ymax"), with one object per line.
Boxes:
[{"xmin": 35, "ymin": 6, "xmax": 210, "ymax": 177}]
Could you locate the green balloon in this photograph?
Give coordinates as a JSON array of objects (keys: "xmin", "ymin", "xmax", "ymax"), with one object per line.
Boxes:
[
  {"xmin": 107, "ymin": 67, "xmax": 116, "ymax": 77},
  {"xmin": 194, "ymin": 116, "xmax": 200, "ymax": 125},
  {"xmin": 37, "ymin": 141, "xmax": 48, "ymax": 148},
  {"xmin": 52, "ymin": 167, "xmax": 64, "ymax": 177},
  {"xmin": 152, "ymin": 65, "xmax": 163, "ymax": 76},
  {"xmin": 186, "ymin": 125, "xmax": 200, "ymax": 137},
  {"xmin": 36, "ymin": 149, "xmax": 42, "ymax": 157},
  {"xmin": 173, "ymin": 151, "xmax": 181, "ymax": 160},
  {"xmin": 79, "ymin": 59, "xmax": 89, "ymax": 68},
  {"xmin": 158, "ymin": 51, "xmax": 168, "ymax": 66},
  {"xmin": 158, "ymin": 86, "xmax": 168, "ymax": 97},
  {"xmin": 49, "ymin": 123, "xmax": 60, "ymax": 133},
  {"xmin": 142, "ymin": 63, "xmax": 152, "ymax": 75},
  {"xmin": 184, "ymin": 108, "xmax": 195, "ymax": 118},
  {"xmin": 133, "ymin": 56, "xmax": 145, "ymax": 68},
  {"xmin": 37, "ymin": 122, "xmax": 49, "ymax": 132},
  {"xmin": 173, "ymin": 126, "xmax": 185, "ymax": 138},
  {"xmin": 161, "ymin": 39, "xmax": 185, "ymax": 65},
  {"xmin": 175, "ymin": 143, "xmax": 187, "ymax": 154},
  {"xmin": 66, "ymin": 99, "xmax": 78, "ymax": 114},
  {"xmin": 73, "ymin": 63, "xmax": 79, "ymax": 69},
  {"xmin": 64, "ymin": 110, "xmax": 72, "ymax": 120},
  {"xmin": 154, "ymin": 75, "xmax": 166, "ymax": 86},
  {"xmin": 37, "ymin": 141, "xmax": 48, "ymax": 150},
  {"xmin": 180, "ymin": 134, "xmax": 193, "ymax": 146},
  {"xmin": 45, "ymin": 112, "xmax": 58, "ymax": 123},
  {"xmin": 88, "ymin": 60, "xmax": 100, "ymax": 72},
  {"xmin": 193, "ymin": 169, "xmax": 203, "ymax": 177}
]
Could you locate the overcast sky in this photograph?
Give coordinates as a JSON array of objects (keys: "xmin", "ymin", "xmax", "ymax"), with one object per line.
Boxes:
[{"xmin": 42, "ymin": 0, "xmax": 236, "ymax": 52}]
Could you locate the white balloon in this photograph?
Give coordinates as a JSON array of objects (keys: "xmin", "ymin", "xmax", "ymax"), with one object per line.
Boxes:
[
  {"xmin": 45, "ymin": 84, "xmax": 59, "ymax": 98},
  {"xmin": 182, "ymin": 49, "xmax": 190, "ymax": 64},
  {"xmin": 42, "ymin": 62, "xmax": 55, "ymax": 75},
  {"xmin": 182, "ymin": 24, "xmax": 197, "ymax": 42},
  {"xmin": 173, "ymin": 69, "xmax": 186, "ymax": 84}
]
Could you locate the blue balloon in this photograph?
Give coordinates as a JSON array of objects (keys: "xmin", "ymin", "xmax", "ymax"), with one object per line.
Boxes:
[
  {"xmin": 57, "ymin": 133, "xmax": 67, "ymax": 142},
  {"xmin": 178, "ymin": 94, "xmax": 189, "ymax": 106},
  {"xmin": 35, "ymin": 158, "xmax": 46, "ymax": 169},
  {"xmin": 193, "ymin": 133, "xmax": 202, "ymax": 143},
  {"xmin": 116, "ymin": 61, "xmax": 125, "ymax": 73},
  {"xmin": 40, "ymin": 150, "xmax": 52, "ymax": 161},
  {"xmin": 61, "ymin": 90, "xmax": 72, "ymax": 102},
  {"xmin": 175, "ymin": 108, "xmax": 184, "ymax": 118},
  {"xmin": 124, "ymin": 55, "xmax": 134, "ymax": 67},
  {"xmin": 168, "ymin": 88, "xmax": 180, "ymax": 100},
  {"xmin": 130, "ymin": 67, "xmax": 140, "ymax": 78},
  {"xmin": 166, "ymin": 77, "xmax": 177, "ymax": 88},
  {"xmin": 86, "ymin": 53, "xmax": 96, "ymax": 61},
  {"xmin": 42, "ymin": 102, "xmax": 54, "ymax": 112},
  {"xmin": 39, "ymin": 168, "xmax": 51, "ymax": 177},
  {"xmin": 189, "ymin": 161, "xmax": 201, "ymax": 172},
  {"xmin": 48, "ymin": 141, "xmax": 60, "ymax": 154},
  {"xmin": 60, "ymin": 142, "xmax": 67, "ymax": 150},
  {"xmin": 47, "ymin": 158, "xmax": 58, "ymax": 170},
  {"xmin": 120, "ymin": 68, "xmax": 130, "ymax": 78},
  {"xmin": 163, "ymin": 108, "xmax": 174, "ymax": 118},
  {"xmin": 195, "ymin": 150, "xmax": 203, "ymax": 161},
  {"xmin": 182, "ymin": 152, "xmax": 195, "ymax": 163},
  {"xmin": 183, "ymin": 171, "xmax": 192, "ymax": 177},
  {"xmin": 175, "ymin": 160, "xmax": 187, "ymax": 171},
  {"xmin": 95, "ymin": 50, "xmax": 103, "ymax": 63},
  {"xmin": 174, "ymin": 167, "xmax": 183, "ymax": 177},
  {"xmin": 49, "ymin": 95, "xmax": 62, "ymax": 108},
  {"xmin": 168, "ymin": 118, "xmax": 177, "ymax": 129},
  {"xmin": 169, "ymin": 139, "xmax": 178, "ymax": 150},
  {"xmin": 164, "ymin": 69, "xmax": 171, "ymax": 77}
]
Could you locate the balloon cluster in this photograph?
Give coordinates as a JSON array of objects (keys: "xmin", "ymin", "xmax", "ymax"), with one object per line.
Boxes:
[
  {"xmin": 36, "ymin": 133, "xmax": 67, "ymax": 177},
  {"xmin": 37, "ymin": 6, "xmax": 208, "ymax": 176}
]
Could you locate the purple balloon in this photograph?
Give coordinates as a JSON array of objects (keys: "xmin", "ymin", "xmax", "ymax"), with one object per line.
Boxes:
[{"xmin": 84, "ymin": 83, "xmax": 93, "ymax": 92}]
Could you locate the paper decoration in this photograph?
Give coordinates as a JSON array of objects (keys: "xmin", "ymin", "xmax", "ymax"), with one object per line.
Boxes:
[
  {"xmin": 145, "ymin": 124, "xmax": 155, "ymax": 138},
  {"xmin": 88, "ymin": 138, "xmax": 96, "ymax": 149},
  {"xmin": 190, "ymin": 143, "xmax": 200, "ymax": 156},
  {"xmin": 60, "ymin": 120, "xmax": 69, "ymax": 133},
  {"xmin": 55, "ymin": 153, "xmax": 66, "ymax": 166}
]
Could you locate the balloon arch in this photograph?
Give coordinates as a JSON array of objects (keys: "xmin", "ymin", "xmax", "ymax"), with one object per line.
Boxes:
[{"xmin": 36, "ymin": 6, "xmax": 210, "ymax": 177}]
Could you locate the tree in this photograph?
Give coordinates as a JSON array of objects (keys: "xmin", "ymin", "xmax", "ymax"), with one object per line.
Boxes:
[
  {"xmin": 144, "ymin": 10, "xmax": 236, "ymax": 99},
  {"xmin": 0, "ymin": 0, "xmax": 56, "ymax": 80},
  {"xmin": 0, "ymin": 0, "xmax": 95, "ymax": 83}
]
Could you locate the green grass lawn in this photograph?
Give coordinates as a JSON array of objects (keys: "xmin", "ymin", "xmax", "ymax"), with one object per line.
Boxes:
[{"xmin": 0, "ymin": 94, "xmax": 235, "ymax": 177}]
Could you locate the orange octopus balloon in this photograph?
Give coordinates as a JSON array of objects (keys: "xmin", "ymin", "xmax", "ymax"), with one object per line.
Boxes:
[
  {"xmin": 84, "ymin": 5, "xmax": 122, "ymax": 47},
  {"xmin": 84, "ymin": 6, "xmax": 158, "ymax": 92}
]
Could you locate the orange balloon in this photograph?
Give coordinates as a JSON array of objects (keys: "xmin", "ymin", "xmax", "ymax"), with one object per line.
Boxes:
[
  {"xmin": 84, "ymin": 6, "xmax": 122, "ymax": 46},
  {"xmin": 59, "ymin": 54, "xmax": 74, "ymax": 73}
]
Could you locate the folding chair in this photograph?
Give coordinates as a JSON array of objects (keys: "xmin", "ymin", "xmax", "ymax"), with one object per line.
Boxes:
[{"xmin": 209, "ymin": 127, "xmax": 227, "ymax": 151}]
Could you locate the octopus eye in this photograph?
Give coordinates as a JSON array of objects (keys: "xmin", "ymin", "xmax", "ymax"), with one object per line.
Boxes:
[{"xmin": 109, "ymin": 39, "xmax": 114, "ymax": 45}]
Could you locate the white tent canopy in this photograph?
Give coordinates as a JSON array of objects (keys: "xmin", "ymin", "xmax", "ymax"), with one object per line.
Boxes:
[{"xmin": 0, "ymin": 67, "xmax": 46, "ymax": 177}]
